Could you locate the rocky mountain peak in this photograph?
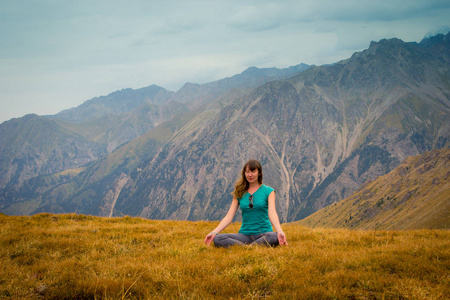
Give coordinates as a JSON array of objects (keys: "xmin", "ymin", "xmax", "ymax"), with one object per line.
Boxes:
[{"xmin": 420, "ymin": 31, "xmax": 450, "ymax": 47}]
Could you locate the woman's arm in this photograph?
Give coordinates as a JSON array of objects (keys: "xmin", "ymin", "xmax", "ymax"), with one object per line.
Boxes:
[
  {"xmin": 204, "ymin": 197, "xmax": 239, "ymax": 246},
  {"xmin": 268, "ymin": 191, "xmax": 288, "ymax": 245}
]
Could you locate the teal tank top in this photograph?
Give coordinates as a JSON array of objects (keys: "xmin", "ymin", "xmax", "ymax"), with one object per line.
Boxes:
[{"xmin": 238, "ymin": 184, "xmax": 274, "ymax": 235}]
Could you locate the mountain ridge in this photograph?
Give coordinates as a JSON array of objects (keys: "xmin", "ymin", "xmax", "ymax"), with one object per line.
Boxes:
[
  {"xmin": 49, "ymin": 84, "xmax": 175, "ymax": 123},
  {"xmin": 0, "ymin": 33, "xmax": 449, "ymax": 223},
  {"xmin": 104, "ymin": 33, "xmax": 448, "ymax": 222},
  {"xmin": 0, "ymin": 114, "xmax": 107, "ymax": 188},
  {"xmin": 0, "ymin": 64, "xmax": 309, "ymax": 191}
]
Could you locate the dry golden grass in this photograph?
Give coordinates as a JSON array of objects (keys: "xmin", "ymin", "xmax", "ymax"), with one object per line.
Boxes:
[{"xmin": 1, "ymin": 213, "xmax": 449, "ymax": 299}]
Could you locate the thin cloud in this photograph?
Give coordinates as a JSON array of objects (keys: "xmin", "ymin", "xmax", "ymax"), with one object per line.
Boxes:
[{"xmin": 228, "ymin": 3, "xmax": 283, "ymax": 31}]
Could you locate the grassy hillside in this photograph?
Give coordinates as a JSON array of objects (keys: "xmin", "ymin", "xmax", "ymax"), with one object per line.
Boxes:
[
  {"xmin": 295, "ymin": 148, "xmax": 450, "ymax": 230},
  {"xmin": 1, "ymin": 213, "xmax": 449, "ymax": 299}
]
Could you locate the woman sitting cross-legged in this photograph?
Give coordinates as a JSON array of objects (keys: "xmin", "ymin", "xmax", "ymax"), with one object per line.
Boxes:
[{"xmin": 204, "ymin": 159, "xmax": 288, "ymax": 248}]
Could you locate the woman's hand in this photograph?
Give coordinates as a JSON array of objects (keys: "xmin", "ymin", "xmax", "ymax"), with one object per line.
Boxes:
[
  {"xmin": 204, "ymin": 232, "xmax": 217, "ymax": 246},
  {"xmin": 277, "ymin": 231, "xmax": 288, "ymax": 246}
]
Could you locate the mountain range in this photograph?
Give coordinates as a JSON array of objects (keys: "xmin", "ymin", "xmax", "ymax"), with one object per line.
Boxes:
[
  {"xmin": 0, "ymin": 64, "xmax": 309, "ymax": 190},
  {"xmin": 0, "ymin": 33, "xmax": 448, "ymax": 225}
]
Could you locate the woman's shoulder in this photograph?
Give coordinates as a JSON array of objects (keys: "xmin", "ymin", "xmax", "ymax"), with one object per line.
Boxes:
[{"xmin": 261, "ymin": 184, "xmax": 274, "ymax": 195}]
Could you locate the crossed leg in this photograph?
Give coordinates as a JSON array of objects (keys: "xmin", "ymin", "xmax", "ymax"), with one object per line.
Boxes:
[{"xmin": 213, "ymin": 232, "xmax": 279, "ymax": 248}]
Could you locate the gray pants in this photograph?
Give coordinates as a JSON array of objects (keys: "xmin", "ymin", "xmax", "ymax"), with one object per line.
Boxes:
[{"xmin": 213, "ymin": 232, "xmax": 279, "ymax": 248}]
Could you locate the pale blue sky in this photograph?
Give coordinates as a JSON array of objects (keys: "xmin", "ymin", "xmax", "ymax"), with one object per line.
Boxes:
[{"xmin": 1, "ymin": 0, "xmax": 449, "ymax": 123}]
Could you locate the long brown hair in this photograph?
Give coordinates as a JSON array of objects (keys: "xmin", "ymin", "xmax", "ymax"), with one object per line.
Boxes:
[{"xmin": 232, "ymin": 159, "xmax": 263, "ymax": 199}]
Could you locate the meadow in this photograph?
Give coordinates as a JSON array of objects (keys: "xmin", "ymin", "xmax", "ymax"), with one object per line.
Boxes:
[{"xmin": 1, "ymin": 213, "xmax": 449, "ymax": 299}]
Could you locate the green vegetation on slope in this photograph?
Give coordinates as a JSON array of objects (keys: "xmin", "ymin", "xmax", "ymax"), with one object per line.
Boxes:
[{"xmin": 1, "ymin": 213, "xmax": 449, "ymax": 299}]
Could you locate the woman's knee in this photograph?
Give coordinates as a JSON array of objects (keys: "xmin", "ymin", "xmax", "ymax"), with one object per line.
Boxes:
[
  {"xmin": 212, "ymin": 234, "xmax": 221, "ymax": 244},
  {"xmin": 260, "ymin": 232, "xmax": 279, "ymax": 246},
  {"xmin": 213, "ymin": 234, "xmax": 226, "ymax": 247}
]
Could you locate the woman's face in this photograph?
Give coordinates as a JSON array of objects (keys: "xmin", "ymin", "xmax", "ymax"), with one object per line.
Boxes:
[{"xmin": 244, "ymin": 166, "xmax": 259, "ymax": 184}]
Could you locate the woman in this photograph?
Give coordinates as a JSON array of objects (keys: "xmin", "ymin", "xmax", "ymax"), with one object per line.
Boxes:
[{"xmin": 204, "ymin": 159, "xmax": 288, "ymax": 247}]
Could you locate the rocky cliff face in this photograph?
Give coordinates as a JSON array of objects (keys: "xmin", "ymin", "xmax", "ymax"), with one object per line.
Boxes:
[
  {"xmin": 0, "ymin": 34, "xmax": 449, "ymax": 222},
  {"xmin": 287, "ymin": 34, "xmax": 450, "ymax": 220}
]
